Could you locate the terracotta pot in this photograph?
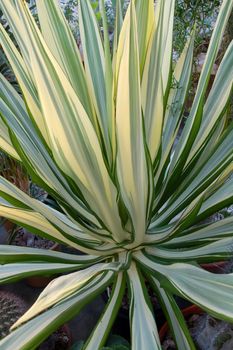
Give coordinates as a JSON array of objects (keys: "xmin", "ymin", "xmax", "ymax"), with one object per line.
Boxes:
[
  {"xmin": 0, "ymin": 219, "xmax": 17, "ymax": 244},
  {"xmin": 26, "ymin": 243, "xmax": 61, "ymax": 288},
  {"xmin": 200, "ymin": 261, "xmax": 228, "ymax": 273},
  {"xmin": 3, "ymin": 220, "xmax": 16, "ymax": 234},
  {"xmin": 159, "ymin": 305, "xmax": 203, "ymax": 342}
]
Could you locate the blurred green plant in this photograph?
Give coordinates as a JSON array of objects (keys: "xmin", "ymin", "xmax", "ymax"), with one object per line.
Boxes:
[
  {"xmin": 174, "ymin": 0, "xmax": 221, "ymax": 54},
  {"xmin": 60, "ymin": 0, "xmax": 222, "ymax": 54}
]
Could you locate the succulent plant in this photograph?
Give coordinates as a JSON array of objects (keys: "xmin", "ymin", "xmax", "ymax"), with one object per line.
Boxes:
[
  {"xmin": 0, "ymin": 291, "xmax": 27, "ymax": 339},
  {"xmin": 0, "ymin": 0, "xmax": 233, "ymax": 349}
]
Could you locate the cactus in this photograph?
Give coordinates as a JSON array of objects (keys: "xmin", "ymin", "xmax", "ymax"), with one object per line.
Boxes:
[
  {"xmin": 0, "ymin": 290, "xmax": 71, "ymax": 348},
  {"xmin": 0, "ymin": 291, "xmax": 27, "ymax": 339}
]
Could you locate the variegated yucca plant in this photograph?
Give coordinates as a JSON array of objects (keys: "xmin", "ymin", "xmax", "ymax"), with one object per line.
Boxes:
[{"xmin": 0, "ymin": 0, "xmax": 233, "ymax": 349}]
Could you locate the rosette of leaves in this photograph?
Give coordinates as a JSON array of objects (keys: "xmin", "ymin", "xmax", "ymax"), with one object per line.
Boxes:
[{"xmin": 0, "ymin": 0, "xmax": 233, "ymax": 349}]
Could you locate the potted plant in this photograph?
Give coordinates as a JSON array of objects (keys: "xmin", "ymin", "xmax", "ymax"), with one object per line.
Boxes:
[
  {"xmin": 0, "ymin": 152, "xmax": 29, "ymax": 240},
  {"xmin": 0, "ymin": 0, "xmax": 232, "ymax": 349},
  {"xmin": 0, "ymin": 290, "xmax": 28, "ymax": 339}
]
